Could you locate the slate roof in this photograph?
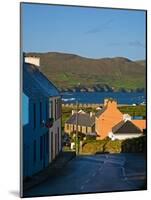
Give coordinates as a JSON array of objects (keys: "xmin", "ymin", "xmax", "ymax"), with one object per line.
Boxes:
[
  {"xmin": 23, "ymin": 63, "xmax": 60, "ymax": 98},
  {"xmin": 95, "ymin": 106, "xmax": 107, "ymax": 118},
  {"xmin": 66, "ymin": 113, "xmax": 95, "ymax": 127},
  {"xmin": 23, "ymin": 66, "xmax": 47, "ymax": 99},
  {"xmin": 112, "ymin": 120, "xmax": 142, "ymax": 134}
]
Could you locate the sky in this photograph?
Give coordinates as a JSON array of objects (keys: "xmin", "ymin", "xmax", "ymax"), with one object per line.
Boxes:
[{"xmin": 22, "ymin": 3, "xmax": 146, "ymax": 60}]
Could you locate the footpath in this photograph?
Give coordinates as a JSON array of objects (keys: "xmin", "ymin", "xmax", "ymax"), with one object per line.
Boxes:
[{"xmin": 23, "ymin": 151, "xmax": 76, "ymax": 192}]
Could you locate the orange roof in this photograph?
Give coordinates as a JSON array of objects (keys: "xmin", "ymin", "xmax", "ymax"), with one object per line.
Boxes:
[{"xmin": 132, "ymin": 120, "xmax": 146, "ymax": 131}]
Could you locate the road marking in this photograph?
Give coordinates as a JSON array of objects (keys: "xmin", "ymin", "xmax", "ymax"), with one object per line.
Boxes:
[{"xmin": 121, "ymin": 167, "xmax": 127, "ymax": 180}]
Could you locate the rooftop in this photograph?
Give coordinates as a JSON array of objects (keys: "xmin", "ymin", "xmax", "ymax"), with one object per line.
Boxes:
[
  {"xmin": 23, "ymin": 62, "xmax": 60, "ymax": 98},
  {"xmin": 66, "ymin": 112, "xmax": 95, "ymax": 127},
  {"xmin": 112, "ymin": 120, "xmax": 142, "ymax": 134}
]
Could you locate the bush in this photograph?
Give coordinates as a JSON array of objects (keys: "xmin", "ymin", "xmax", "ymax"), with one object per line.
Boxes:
[
  {"xmin": 103, "ymin": 140, "xmax": 123, "ymax": 153},
  {"xmin": 121, "ymin": 136, "xmax": 146, "ymax": 153},
  {"xmin": 82, "ymin": 140, "xmax": 108, "ymax": 154},
  {"xmin": 85, "ymin": 135, "xmax": 96, "ymax": 140},
  {"xmin": 81, "ymin": 136, "xmax": 146, "ymax": 154}
]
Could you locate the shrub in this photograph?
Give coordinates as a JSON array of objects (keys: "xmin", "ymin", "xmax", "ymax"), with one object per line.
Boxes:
[
  {"xmin": 103, "ymin": 140, "xmax": 123, "ymax": 153},
  {"xmin": 81, "ymin": 136, "xmax": 146, "ymax": 154},
  {"xmin": 82, "ymin": 139, "xmax": 109, "ymax": 154},
  {"xmin": 85, "ymin": 135, "xmax": 96, "ymax": 140}
]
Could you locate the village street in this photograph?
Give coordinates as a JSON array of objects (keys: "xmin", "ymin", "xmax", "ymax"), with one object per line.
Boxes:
[{"xmin": 24, "ymin": 153, "xmax": 146, "ymax": 197}]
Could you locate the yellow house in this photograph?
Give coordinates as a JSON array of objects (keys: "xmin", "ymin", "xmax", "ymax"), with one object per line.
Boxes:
[{"xmin": 64, "ymin": 110, "xmax": 95, "ymax": 135}]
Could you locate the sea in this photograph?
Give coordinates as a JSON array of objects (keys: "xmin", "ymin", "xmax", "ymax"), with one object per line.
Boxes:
[{"xmin": 61, "ymin": 92, "xmax": 146, "ymax": 105}]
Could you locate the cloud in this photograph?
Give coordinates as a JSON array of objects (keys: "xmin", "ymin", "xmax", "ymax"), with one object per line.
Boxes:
[
  {"xmin": 128, "ymin": 41, "xmax": 145, "ymax": 48},
  {"xmin": 85, "ymin": 19, "xmax": 114, "ymax": 35}
]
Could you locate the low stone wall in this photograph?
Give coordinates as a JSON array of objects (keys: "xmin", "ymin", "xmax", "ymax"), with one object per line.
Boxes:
[
  {"xmin": 62, "ymin": 103, "xmax": 102, "ymax": 108},
  {"xmin": 62, "ymin": 103, "xmax": 128, "ymax": 108}
]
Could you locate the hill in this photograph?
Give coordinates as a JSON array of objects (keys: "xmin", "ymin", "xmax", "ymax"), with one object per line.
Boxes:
[{"xmin": 25, "ymin": 52, "xmax": 146, "ymax": 92}]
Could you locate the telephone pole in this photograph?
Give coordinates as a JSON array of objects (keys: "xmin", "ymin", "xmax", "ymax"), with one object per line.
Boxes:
[{"xmin": 75, "ymin": 100, "xmax": 79, "ymax": 155}]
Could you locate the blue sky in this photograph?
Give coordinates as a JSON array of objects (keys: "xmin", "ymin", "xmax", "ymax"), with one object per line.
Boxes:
[{"xmin": 22, "ymin": 3, "xmax": 146, "ymax": 60}]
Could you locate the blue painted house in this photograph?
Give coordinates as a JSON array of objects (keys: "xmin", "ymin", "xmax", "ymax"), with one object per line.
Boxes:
[{"xmin": 23, "ymin": 56, "xmax": 62, "ymax": 178}]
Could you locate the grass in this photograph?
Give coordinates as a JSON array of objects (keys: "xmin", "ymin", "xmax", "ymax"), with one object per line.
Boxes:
[
  {"xmin": 27, "ymin": 52, "xmax": 145, "ymax": 91},
  {"xmin": 119, "ymin": 105, "xmax": 146, "ymax": 118},
  {"xmin": 82, "ymin": 136, "xmax": 146, "ymax": 154}
]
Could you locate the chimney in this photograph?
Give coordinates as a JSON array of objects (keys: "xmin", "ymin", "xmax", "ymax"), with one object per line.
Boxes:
[
  {"xmin": 104, "ymin": 98, "xmax": 109, "ymax": 106},
  {"xmin": 72, "ymin": 110, "xmax": 76, "ymax": 115},
  {"xmin": 123, "ymin": 114, "xmax": 131, "ymax": 122},
  {"xmin": 90, "ymin": 112, "xmax": 94, "ymax": 117},
  {"xmin": 106, "ymin": 99, "xmax": 117, "ymax": 109},
  {"xmin": 24, "ymin": 56, "xmax": 40, "ymax": 67}
]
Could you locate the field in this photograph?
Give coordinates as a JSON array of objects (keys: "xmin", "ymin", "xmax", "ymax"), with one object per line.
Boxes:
[{"xmin": 26, "ymin": 52, "xmax": 146, "ymax": 91}]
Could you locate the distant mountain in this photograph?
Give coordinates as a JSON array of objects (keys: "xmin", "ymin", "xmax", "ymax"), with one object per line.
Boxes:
[{"xmin": 25, "ymin": 52, "xmax": 146, "ymax": 92}]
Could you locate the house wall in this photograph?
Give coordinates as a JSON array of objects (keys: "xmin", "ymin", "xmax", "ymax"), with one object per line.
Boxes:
[
  {"xmin": 87, "ymin": 126, "xmax": 92, "ymax": 133},
  {"xmin": 64, "ymin": 123, "xmax": 74, "ymax": 134},
  {"xmin": 95, "ymin": 101, "xmax": 123, "ymax": 139},
  {"xmin": 114, "ymin": 133, "xmax": 143, "ymax": 140},
  {"xmin": 48, "ymin": 96, "xmax": 62, "ymax": 162},
  {"xmin": 82, "ymin": 126, "xmax": 86, "ymax": 134},
  {"xmin": 23, "ymin": 97, "xmax": 49, "ymax": 178},
  {"xmin": 64, "ymin": 123, "xmax": 94, "ymax": 135}
]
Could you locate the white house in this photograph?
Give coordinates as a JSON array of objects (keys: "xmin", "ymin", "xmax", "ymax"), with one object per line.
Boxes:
[{"xmin": 23, "ymin": 56, "xmax": 62, "ymax": 178}]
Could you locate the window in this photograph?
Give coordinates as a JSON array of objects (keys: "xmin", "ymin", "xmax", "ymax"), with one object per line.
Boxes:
[
  {"xmin": 33, "ymin": 103, "xmax": 36, "ymax": 129},
  {"xmin": 55, "ymin": 133, "xmax": 58, "ymax": 155},
  {"xmin": 33, "ymin": 140, "xmax": 36, "ymax": 163},
  {"xmin": 80, "ymin": 126, "xmax": 82, "ymax": 133},
  {"xmin": 51, "ymin": 132, "xmax": 53, "ymax": 160},
  {"xmin": 55, "ymin": 99, "xmax": 57, "ymax": 120},
  {"xmin": 58, "ymin": 98, "xmax": 62, "ymax": 118},
  {"xmin": 45, "ymin": 101, "xmax": 49, "ymax": 121},
  {"xmin": 57, "ymin": 127, "xmax": 60, "ymax": 152},
  {"xmin": 56, "ymin": 98, "xmax": 61, "ymax": 120},
  {"xmin": 66, "ymin": 124, "xmax": 69, "ymax": 130},
  {"xmin": 40, "ymin": 136, "xmax": 43, "ymax": 160},
  {"xmin": 51, "ymin": 100, "xmax": 53, "ymax": 119},
  {"xmin": 46, "ymin": 131, "xmax": 49, "ymax": 154},
  {"xmin": 40, "ymin": 102, "xmax": 42, "ymax": 125}
]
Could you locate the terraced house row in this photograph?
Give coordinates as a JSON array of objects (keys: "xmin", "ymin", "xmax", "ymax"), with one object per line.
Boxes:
[
  {"xmin": 64, "ymin": 99, "xmax": 146, "ymax": 140},
  {"xmin": 22, "ymin": 56, "xmax": 62, "ymax": 178}
]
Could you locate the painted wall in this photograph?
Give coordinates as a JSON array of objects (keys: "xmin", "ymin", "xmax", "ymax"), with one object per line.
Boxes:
[
  {"xmin": 96, "ymin": 100, "xmax": 123, "ymax": 139},
  {"xmin": 48, "ymin": 96, "xmax": 62, "ymax": 163},
  {"xmin": 23, "ymin": 97, "xmax": 50, "ymax": 178},
  {"xmin": 114, "ymin": 133, "xmax": 143, "ymax": 140}
]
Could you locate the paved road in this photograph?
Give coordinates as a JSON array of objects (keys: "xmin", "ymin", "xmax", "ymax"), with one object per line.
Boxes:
[{"xmin": 24, "ymin": 153, "xmax": 147, "ymax": 197}]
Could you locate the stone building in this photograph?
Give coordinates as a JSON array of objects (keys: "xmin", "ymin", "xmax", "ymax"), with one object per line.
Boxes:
[{"xmin": 64, "ymin": 110, "xmax": 95, "ymax": 135}]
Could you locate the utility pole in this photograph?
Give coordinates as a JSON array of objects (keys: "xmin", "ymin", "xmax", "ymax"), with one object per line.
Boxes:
[{"xmin": 75, "ymin": 100, "xmax": 78, "ymax": 155}]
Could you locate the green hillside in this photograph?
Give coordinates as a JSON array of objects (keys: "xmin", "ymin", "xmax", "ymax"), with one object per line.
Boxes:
[{"xmin": 25, "ymin": 52, "xmax": 146, "ymax": 92}]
